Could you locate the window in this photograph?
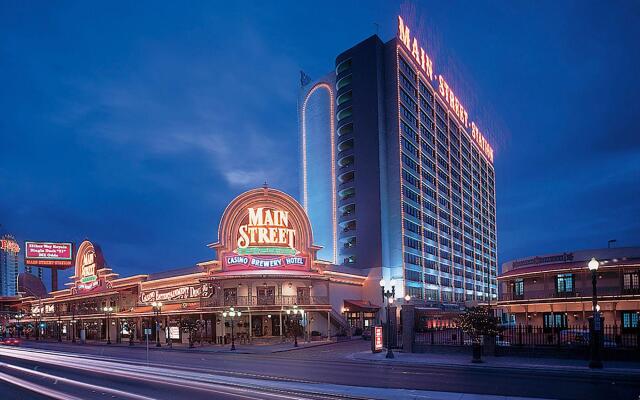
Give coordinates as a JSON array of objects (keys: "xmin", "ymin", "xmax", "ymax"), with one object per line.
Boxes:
[
  {"xmin": 513, "ymin": 279, "xmax": 524, "ymax": 297},
  {"xmin": 556, "ymin": 273, "xmax": 574, "ymax": 293},
  {"xmin": 623, "ymin": 271, "xmax": 640, "ymax": 292},
  {"xmin": 337, "ymin": 107, "xmax": 352, "ymax": 121},
  {"xmin": 543, "ymin": 313, "xmax": 567, "ymax": 331},
  {"xmin": 622, "ymin": 311, "xmax": 639, "ymax": 330},
  {"xmin": 336, "ymin": 90, "xmax": 352, "ymax": 106},
  {"xmin": 336, "ymin": 58, "xmax": 352, "ymax": 74},
  {"xmin": 336, "ymin": 74, "xmax": 352, "ymax": 91}
]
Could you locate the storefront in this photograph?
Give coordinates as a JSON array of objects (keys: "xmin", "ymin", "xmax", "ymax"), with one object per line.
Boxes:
[{"xmin": 15, "ymin": 187, "xmax": 378, "ymax": 344}]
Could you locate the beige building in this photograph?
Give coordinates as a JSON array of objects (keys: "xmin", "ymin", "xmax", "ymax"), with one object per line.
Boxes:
[{"xmin": 498, "ymin": 247, "xmax": 640, "ymax": 330}]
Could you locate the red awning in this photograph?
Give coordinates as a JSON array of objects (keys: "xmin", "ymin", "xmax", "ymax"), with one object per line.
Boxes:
[{"xmin": 343, "ymin": 299, "xmax": 380, "ymax": 312}]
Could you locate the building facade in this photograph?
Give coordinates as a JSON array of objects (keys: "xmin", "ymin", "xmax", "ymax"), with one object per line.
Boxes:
[
  {"xmin": 299, "ymin": 16, "xmax": 497, "ymax": 304},
  {"xmin": 10, "ymin": 188, "xmax": 379, "ymax": 343},
  {"xmin": 0, "ymin": 235, "xmax": 20, "ymax": 297},
  {"xmin": 498, "ymin": 247, "xmax": 640, "ymax": 330}
]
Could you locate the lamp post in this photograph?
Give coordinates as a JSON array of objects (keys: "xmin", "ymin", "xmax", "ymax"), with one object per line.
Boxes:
[
  {"xmin": 15, "ymin": 312, "xmax": 24, "ymax": 338},
  {"xmin": 71, "ymin": 304, "xmax": 77, "ymax": 343},
  {"xmin": 222, "ymin": 307, "xmax": 242, "ymax": 350},
  {"xmin": 285, "ymin": 304, "xmax": 304, "ymax": 347},
  {"xmin": 588, "ymin": 257, "xmax": 603, "ymax": 369},
  {"xmin": 57, "ymin": 314, "xmax": 62, "ymax": 342},
  {"xmin": 103, "ymin": 306, "xmax": 113, "ymax": 345},
  {"xmin": 31, "ymin": 311, "xmax": 40, "ymax": 340},
  {"xmin": 151, "ymin": 301, "xmax": 163, "ymax": 347},
  {"xmin": 379, "ymin": 279, "xmax": 395, "ymax": 359}
]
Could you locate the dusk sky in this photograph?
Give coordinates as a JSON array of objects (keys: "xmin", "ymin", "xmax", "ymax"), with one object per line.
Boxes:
[{"xmin": 1, "ymin": 1, "xmax": 639, "ymax": 285}]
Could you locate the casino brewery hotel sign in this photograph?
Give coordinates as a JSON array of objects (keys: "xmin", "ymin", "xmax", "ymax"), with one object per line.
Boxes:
[{"xmin": 210, "ymin": 187, "xmax": 321, "ymax": 272}]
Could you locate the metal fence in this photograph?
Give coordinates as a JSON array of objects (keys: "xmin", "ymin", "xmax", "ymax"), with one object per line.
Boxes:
[
  {"xmin": 413, "ymin": 324, "xmax": 640, "ymax": 349},
  {"xmin": 497, "ymin": 324, "xmax": 640, "ymax": 349}
]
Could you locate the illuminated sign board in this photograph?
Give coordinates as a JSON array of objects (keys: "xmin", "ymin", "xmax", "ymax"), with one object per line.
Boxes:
[
  {"xmin": 373, "ymin": 326, "xmax": 383, "ymax": 353},
  {"xmin": 237, "ymin": 208, "xmax": 296, "ymax": 254},
  {"xmin": 0, "ymin": 239, "xmax": 20, "ymax": 253},
  {"xmin": 24, "ymin": 242, "xmax": 73, "ymax": 267},
  {"xmin": 223, "ymin": 206, "xmax": 309, "ymax": 271},
  {"xmin": 213, "ymin": 188, "xmax": 317, "ymax": 273},
  {"xmin": 71, "ymin": 240, "xmax": 109, "ymax": 294},
  {"xmin": 397, "ymin": 16, "xmax": 434, "ymax": 80},
  {"xmin": 397, "ymin": 16, "xmax": 494, "ymax": 163},
  {"xmin": 140, "ymin": 283, "xmax": 213, "ymax": 304}
]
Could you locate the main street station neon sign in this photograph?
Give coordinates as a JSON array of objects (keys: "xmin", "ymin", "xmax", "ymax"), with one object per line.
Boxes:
[
  {"xmin": 223, "ymin": 206, "xmax": 308, "ymax": 270},
  {"xmin": 237, "ymin": 208, "xmax": 296, "ymax": 255},
  {"xmin": 397, "ymin": 16, "xmax": 494, "ymax": 163}
]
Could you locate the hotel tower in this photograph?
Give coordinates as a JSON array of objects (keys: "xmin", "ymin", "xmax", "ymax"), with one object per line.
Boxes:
[{"xmin": 299, "ymin": 16, "xmax": 497, "ymax": 304}]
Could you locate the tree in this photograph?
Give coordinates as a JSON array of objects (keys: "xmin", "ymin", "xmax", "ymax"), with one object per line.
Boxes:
[
  {"xmin": 180, "ymin": 317, "xmax": 200, "ymax": 348},
  {"xmin": 456, "ymin": 306, "xmax": 500, "ymax": 363}
]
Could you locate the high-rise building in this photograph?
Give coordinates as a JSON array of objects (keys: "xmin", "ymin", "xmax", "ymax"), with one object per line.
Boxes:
[
  {"xmin": 0, "ymin": 235, "xmax": 20, "ymax": 297},
  {"xmin": 299, "ymin": 16, "xmax": 497, "ymax": 303}
]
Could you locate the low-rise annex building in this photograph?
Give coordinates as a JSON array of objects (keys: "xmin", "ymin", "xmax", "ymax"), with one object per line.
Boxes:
[
  {"xmin": 15, "ymin": 187, "xmax": 381, "ymax": 344},
  {"xmin": 498, "ymin": 247, "xmax": 640, "ymax": 330}
]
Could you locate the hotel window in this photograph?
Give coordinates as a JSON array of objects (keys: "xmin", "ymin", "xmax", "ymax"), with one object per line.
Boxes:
[
  {"xmin": 336, "ymin": 58, "xmax": 352, "ymax": 75},
  {"xmin": 556, "ymin": 273, "xmax": 574, "ymax": 293},
  {"xmin": 513, "ymin": 279, "xmax": 524, "ymax": 297},
  {"xmin": 623, "ymin": 271, "xmax": 639, "ymax": 292},
  {"xmin": 622, "ymin": 311, "xmax": 639, "ymax": 330},
  {"xmin": 543, "ymin": 313, "xmax": 567, "ymax": 331}
]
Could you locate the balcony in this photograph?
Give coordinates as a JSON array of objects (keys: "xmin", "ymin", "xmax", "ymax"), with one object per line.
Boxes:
[
  {"xmin": 497, "ymin": 286, "xmax": 632, "ymax": 303},
  {"xmin": 201, "ymin": 295, "xmax": 329, "ymax": 308}
]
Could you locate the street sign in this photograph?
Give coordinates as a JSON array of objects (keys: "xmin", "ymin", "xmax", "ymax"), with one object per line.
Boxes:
[
  {"xmin": 372, "ymin": 326, "xmax": 383, "ymax": 353},
  {"xmin": 144, "ymin": 328, "xmax": 152, "ymax": 335}
]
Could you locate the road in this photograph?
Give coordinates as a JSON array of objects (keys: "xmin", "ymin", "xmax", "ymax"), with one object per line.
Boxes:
[{"xmin": 0, "ymin": 340, "xmax": 638, "ymax": 399}]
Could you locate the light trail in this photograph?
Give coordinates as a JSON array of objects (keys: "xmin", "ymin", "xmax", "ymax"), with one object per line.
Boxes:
[
  {"xmin": 0, "ymin": 370, "xmax": 83, "ymax": 400},
  {"xmin": 0, "ymin": 347, "xmax": 356, "ymax": 400},
  {"xmin": 0, "ymin": 362, "xmax": 156, "ymax": 400}
]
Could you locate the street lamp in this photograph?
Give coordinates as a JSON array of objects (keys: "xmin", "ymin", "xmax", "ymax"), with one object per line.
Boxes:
[
  {"xmin": 587, "ymin": 257, "xmax": 603, "ymax": 369},
  {"xmin": 57, "ymin": 314, "xmax": 62, "ymax": 342},
  {"xmin": 31, "ymin": 311, "xmax": 40, "ymax": 340},
  {"xmin": 15, "ymin": 312, "xmax": 24, "ymax": 338},
  {"xmin": 222, "ymin": 307, "xmax": 242, "ymax": 350},
  {"xmin": 379, "ymin": 279, "xmax": 395, "ymax": 359},
  {"xmin": 285, "ymin": 304, "xmax": 304, "ymax": 347},
  {"xmin": 151, "ymin": 301, "xmax": 163, "ymax": 347},
  {"xmin": 103, "ymin": 306, "xmax": 113, "ymax": 345}
]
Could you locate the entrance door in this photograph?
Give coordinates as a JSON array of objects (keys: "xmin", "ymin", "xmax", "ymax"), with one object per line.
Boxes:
[{"xmin": 257, "ymin": 287, "xmax": 275, "ymax": 305}]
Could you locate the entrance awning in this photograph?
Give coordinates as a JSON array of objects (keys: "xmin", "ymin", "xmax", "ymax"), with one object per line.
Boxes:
[{"xmin": 343, "ymin": 300, "xmax": 380, "ymax": 312}]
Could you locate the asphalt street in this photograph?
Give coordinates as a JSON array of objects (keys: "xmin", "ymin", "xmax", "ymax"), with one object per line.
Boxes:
[{"xmin": 1, "ymin": 340, "xmax": 638, "ymax": 400}]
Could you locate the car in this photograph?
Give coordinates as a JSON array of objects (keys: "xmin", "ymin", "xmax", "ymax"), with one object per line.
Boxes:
[{"xmin": 0, "ymin": 337, "xmax": 21, "ymax": 346}]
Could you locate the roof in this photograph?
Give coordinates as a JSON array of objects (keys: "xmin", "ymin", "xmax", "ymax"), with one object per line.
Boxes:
[
  {"xmin": 499, "ymin": 257, "xmax": 640, "ymax": 279},
  {"xmin": 344, "ymin": 299, "xmax": 380, "ymax": 311},
  {"xmin": 146, "ymin": 265, "xmax": 203, "ymax": 281},
  {"xmin": 322, "ymin": 264, "xmax": 368, "ymax": 277}
]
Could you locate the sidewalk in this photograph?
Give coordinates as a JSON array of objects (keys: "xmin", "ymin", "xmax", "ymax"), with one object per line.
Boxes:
[
  {"xmin": 19, "ymin": 337, "xmax": 345, "ymax": 354},
  {"xmin": 348, "ymin": 349, "xmax": 640, "ymax": 377}
]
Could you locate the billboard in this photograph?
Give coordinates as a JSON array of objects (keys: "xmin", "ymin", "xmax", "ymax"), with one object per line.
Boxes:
[{"xmin": 25, "ymin": 241, "xmax": 73, "ymax": 267}]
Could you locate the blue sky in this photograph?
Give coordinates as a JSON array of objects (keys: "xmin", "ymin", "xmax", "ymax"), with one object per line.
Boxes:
[{"xmin": 1, "ymin": 1, "xmax": 639, "ymax": 284}]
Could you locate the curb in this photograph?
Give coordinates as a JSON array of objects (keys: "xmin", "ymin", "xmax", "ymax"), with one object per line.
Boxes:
[{"xmin": 347, "ymin": 351, "xmax": 640, "ymax": 378}]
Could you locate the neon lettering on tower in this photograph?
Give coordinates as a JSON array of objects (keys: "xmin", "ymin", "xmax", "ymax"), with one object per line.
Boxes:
[
  {"xmin": 397, "ymin": 15, "xmax": 495, "ymax": 163},
  {"xmin": 398, "ymin": 16, "xmax": 434, "ymax": 80}
]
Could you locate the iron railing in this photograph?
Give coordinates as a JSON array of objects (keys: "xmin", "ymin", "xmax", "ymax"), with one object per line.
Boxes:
[
  {"xmin": 201, "ymin": 295, "xmax": 329, "ymax": 308},
  {"xmin": 413, "ymin": 324, "xmax": 640, "ymax": 349}
]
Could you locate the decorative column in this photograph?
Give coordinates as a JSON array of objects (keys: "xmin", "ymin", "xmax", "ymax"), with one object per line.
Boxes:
[
  {"xmin": 248, "ymin": 311, "xmax": 252, "ymax": 342},
  {"xmin": 279, "ymin": 310, "xmax": 283, "ymax": 340}
]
